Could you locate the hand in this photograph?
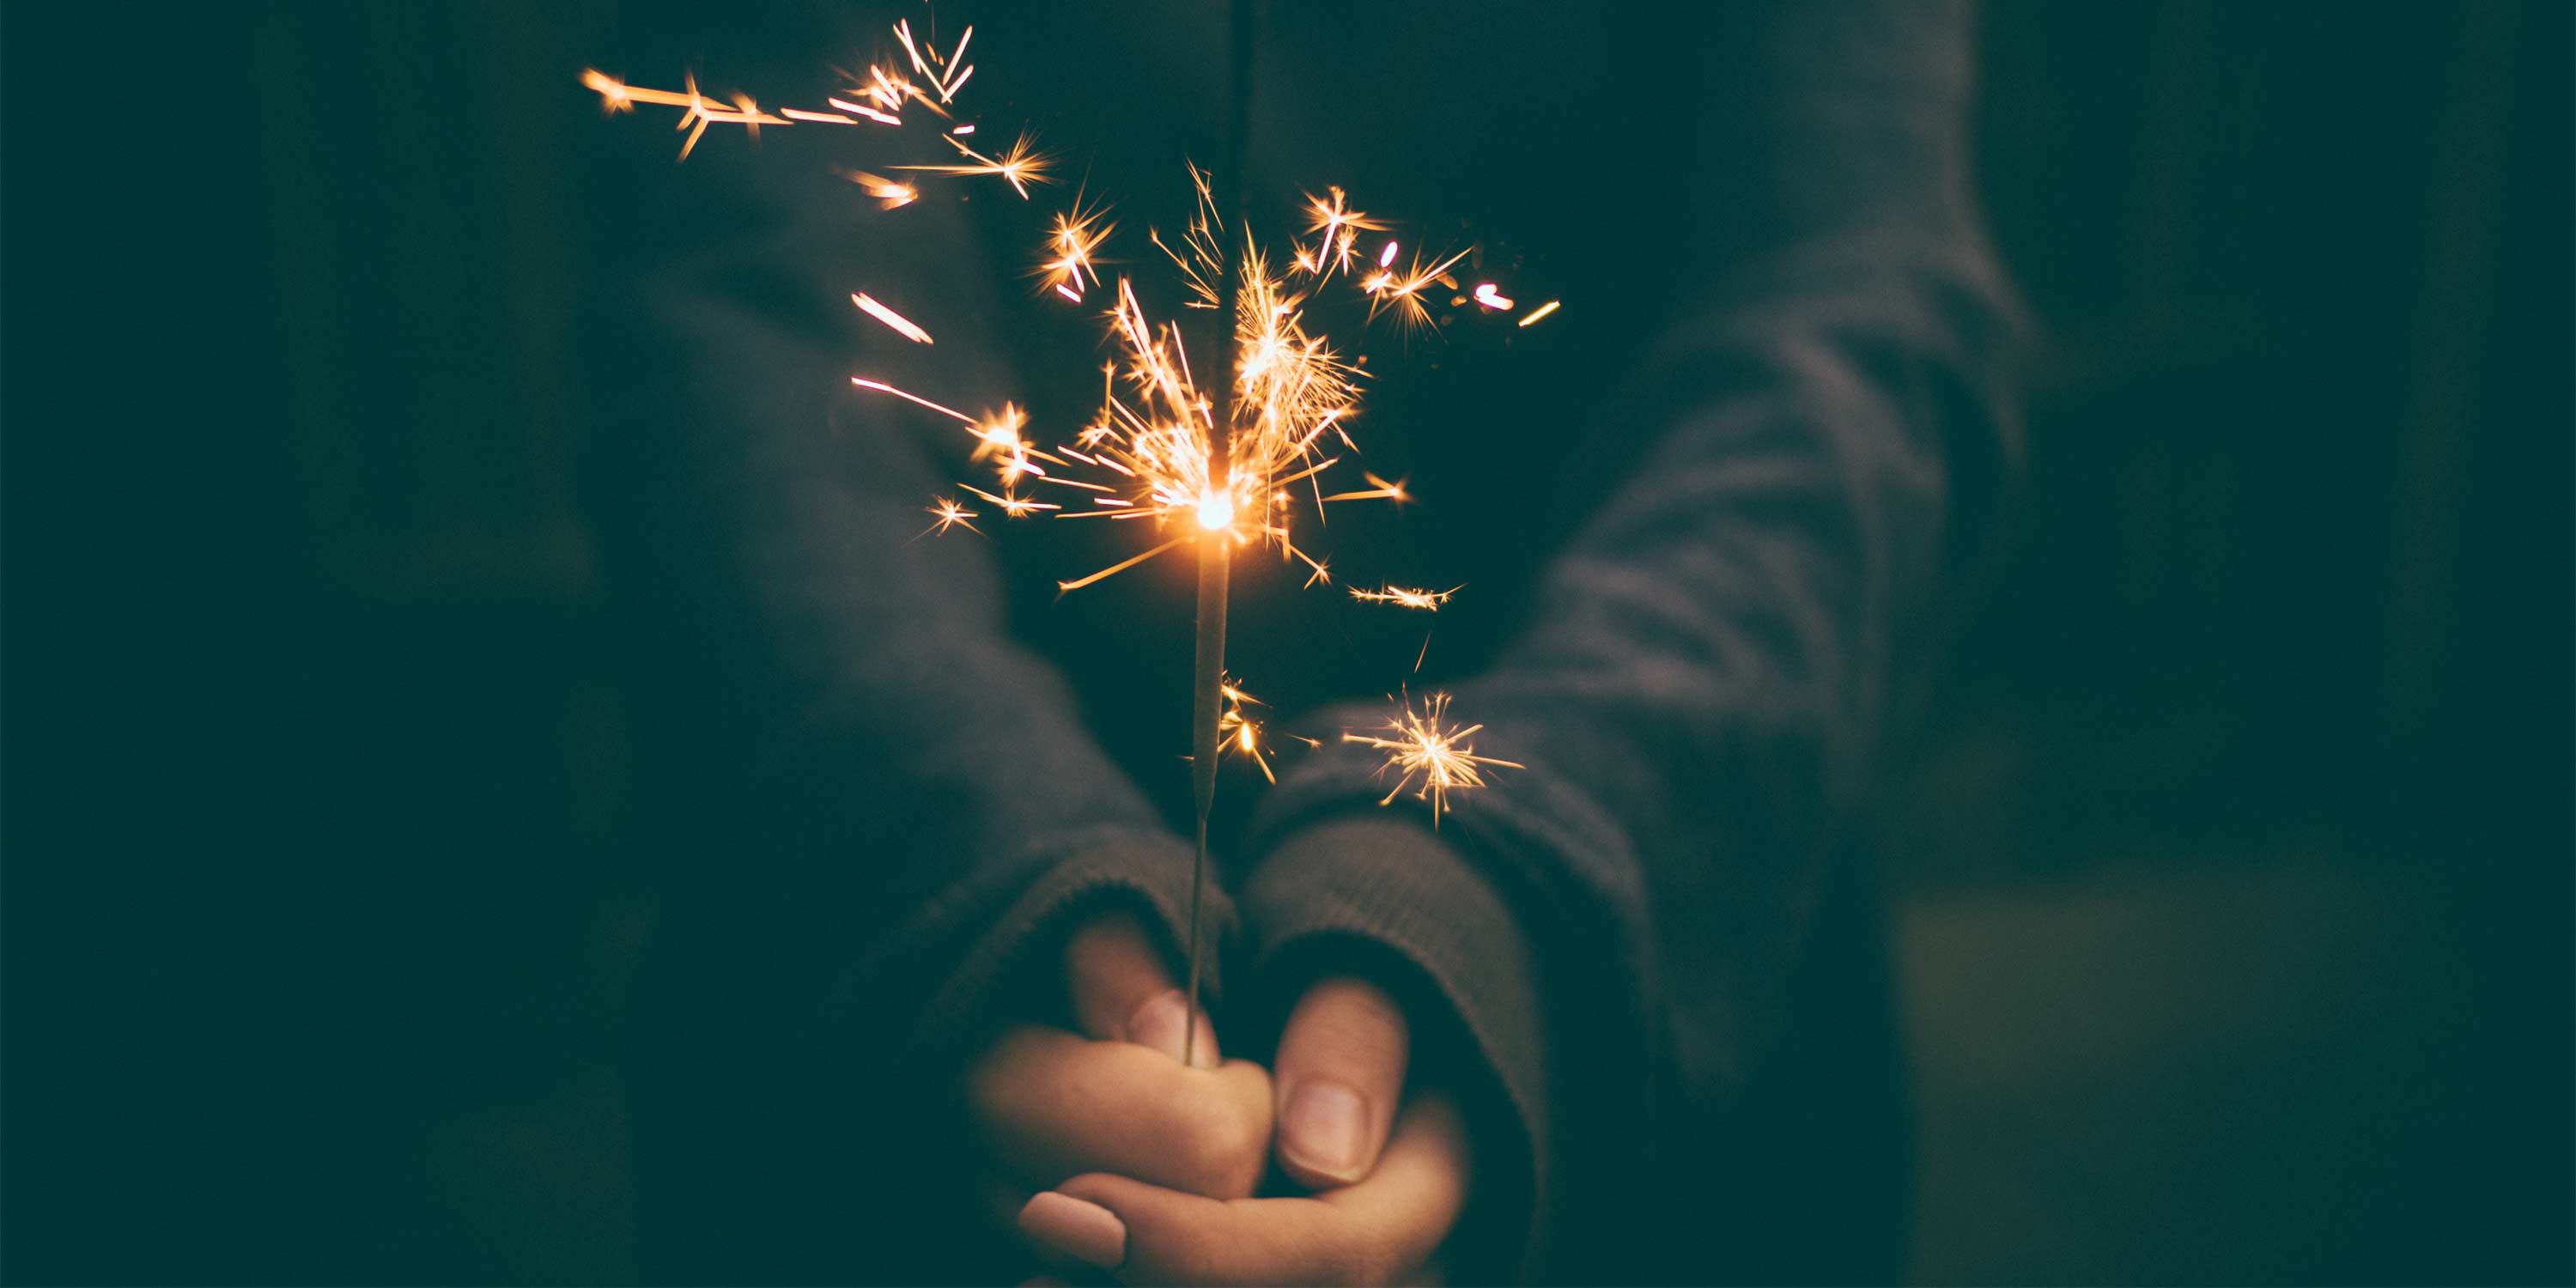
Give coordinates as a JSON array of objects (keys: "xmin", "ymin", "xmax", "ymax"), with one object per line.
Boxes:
[
  {"xmin": 1017, "ymin": 975, "xmax": 1471, "ymax": 1285},
  {"xmin": 965, "ymin": 908, "xmax": 1276, "ymax": 1218}
]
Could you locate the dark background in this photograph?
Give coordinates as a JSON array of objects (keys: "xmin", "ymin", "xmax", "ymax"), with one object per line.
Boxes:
[{"xmin": 5, "ymin": 1, "xmax": 2569, "ymax": 1282}]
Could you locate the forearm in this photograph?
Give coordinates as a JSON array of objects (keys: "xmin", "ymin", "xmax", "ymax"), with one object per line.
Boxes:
[{"xmin": 1243, "ymin": 2, "xmax": 2017, "ymax": 1276}]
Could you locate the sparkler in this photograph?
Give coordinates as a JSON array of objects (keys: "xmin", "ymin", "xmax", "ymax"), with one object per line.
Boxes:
[{"xmin": 585, "ymin": 0, "xmax": 1542, "ymax": 1067}]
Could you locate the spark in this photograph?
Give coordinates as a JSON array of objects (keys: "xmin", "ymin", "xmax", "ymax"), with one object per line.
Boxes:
[
  {"xmin": 999, "ymin": 217, "xmax": 1370, "ymax": 591},
  {"xmin": 1298, "ymin": 187, "xmax": 1388, "ymax": 279},
  {"xmin": 853, "ymin": 293, "xmax": 934, "ymax": 343},
  {"xmin": 851, "ymin": 376, "xmax": 974, "ymax": 424},
  {"xmin": 1215, "ymin": 676, "xmax": 1279, "ymax": 782},
  {"xmin": 593, "ymin": 53, "xmax": 1481, "ymax": 598},
  {"xmin": 960, "ymin": 482, "xmax": 1060, "ymax": 517},
  {"xmin": 894, "ymin": 131, "xmax": 1054, "ymax": 199},
  {"xmin": 1344, "ymin": 692, "xmax": 1521, "ymax": 827},
  {"xmin": 1350, "ymin": 583, "xmax": 1460, "ymax": 611},
  {"xmin": 1319, "ymin": 471, "xmax": 1407, "ymax": 504},
  {"xmin": 1516, "ymin": 299, "xmax": 1562, "ymax": 327},
  {"xmin": 826, "ymin": 97, "xmax": 904, "ymax": 125},
  {"xmin": 841, "ymin": 170, "xmax": 918, "ymax": 210},
  {"xmin": 921, "ymin": 497, "xmax": 981, "ymax": 536},
  {"xmin": 1363, "ymin": 244, "xmax": 1475, "ymax": 334},
  {"xmin": 587, "ymin": 5, "xmax": 1550, "ymax": 1131},
  {"xmin": 1037, "ymin": 194, "xmax": 1115, "ymax": 297}
]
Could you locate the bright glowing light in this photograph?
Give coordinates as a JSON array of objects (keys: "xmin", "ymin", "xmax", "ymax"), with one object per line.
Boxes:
[
  {"xmin": 852, "ymin": 292, "xmax": 933, "ymax": 343},
  {"xmin": 1196, "ymin": 489, "xmax": 1236, "ymax": 532},
  {"xmin": 1516, "ymin": 299, "xmax": 1561, "ymax": 327},
  {"xmin": 841, "ymin": 170, "xmax": 917, "ymax": 210},
  {"xmin": 1350, "ymin": 583, "xmax": 1460, "ymax": 611},
  {"xmin": 893, "ymin": 131, "xmax": 1054, "ymax": 200},
  {"xmin": 921, "ymin": 497, "xmax": 981, "ymax": 536},
  {"xmin": 1344, "ymin": 691, "xmax": 1522, "ymax": 827}
]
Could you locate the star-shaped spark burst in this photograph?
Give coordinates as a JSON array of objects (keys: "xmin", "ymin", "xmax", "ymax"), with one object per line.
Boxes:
[
  {"xmin": 893, "ymin": 131, "xmax": 1054, "ymax": 199},
  {"xmin": 1036, "ymin": 193, "xmax": 1115, "ymax": 302},
  {"xmin": 1213, "ymin": 677, "xmax": 1315, "ymax": 785},
  {"xmin": 1297, "ymin": 185, "xmax": 1391, "ymax": 281},
  {"xmin": 921, "ymin": 497, "xmax": 981, "ymax": 537},
  {"xmin": 1344, "ymin": 690, "xmax": 1522, "ymax": 827},
  {"xmin": 1360, "ymin": 243, "xmax": 1475, "ymax": 336}
]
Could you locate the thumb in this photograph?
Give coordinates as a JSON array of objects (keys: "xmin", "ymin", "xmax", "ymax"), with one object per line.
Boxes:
[
  {"xmin": 1065, "ymin": 908, "xmax": 1218, "ymax": 1067},
  {"xmin": 1272, "ymin": 975, "xmax": 1410, "ymax": 1188}
]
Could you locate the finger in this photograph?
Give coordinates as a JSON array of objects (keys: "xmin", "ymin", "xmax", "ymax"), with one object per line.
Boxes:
[
  {"xmin": 1316, "ymin": 1093, "xmax": 1472, "ymax": 1279},
  {"xmin": 1273, "ymin": 975, "xmax": 1411, "ymax": 1188},
  {"xmin": 1024, "ymin": 1095, "xmax": 1470, "ymax": 1286},
  {"xmin": 1065, "ymin": 909, "xmax": 1218, "ymax": 1066},
  {"xmin": 971, "ymin": 1025, "xmax": 1274, "ymax": 1200}
]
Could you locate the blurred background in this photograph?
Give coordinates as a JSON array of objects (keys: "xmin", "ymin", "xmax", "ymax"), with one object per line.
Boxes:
[{"xmin": 5, "ymin": 1, "xmax": 2568, "ymax": 1282}]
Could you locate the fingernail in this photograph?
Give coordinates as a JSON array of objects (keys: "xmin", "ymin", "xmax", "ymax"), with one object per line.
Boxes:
[
  {"xmin": 1281, "ymin": 1079, "xmax": 1370, "ymax": 1180},
  {"xmin": 1018, "ymin": 1191, "xmax": 1126, "ymax": 1270},
  {"xmin": 1127, "ymin": 990, "xmax": 1218, "ymax": 1067}
]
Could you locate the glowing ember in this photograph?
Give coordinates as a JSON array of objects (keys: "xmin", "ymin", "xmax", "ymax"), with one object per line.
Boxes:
[
  {"xmin": 1349, "ymin": 584, "xmax": 1460, "ymax": 611},
  {"xmin": 1343, "ymin": 691, "xmax": 1522, "ymax": 827},
  {"xmin": 852, "ymin": 293, "xmax": 933, "ymax": 343}
]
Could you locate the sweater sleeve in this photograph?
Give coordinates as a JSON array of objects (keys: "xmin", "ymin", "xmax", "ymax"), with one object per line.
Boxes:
[
  {"xmin": 1241, "ymin": 0, "xmax": 2018, "ymax": 1277},
  {"xmin": 592, "ymin": 52, "xmax": 1225, "ymax": 1279}
]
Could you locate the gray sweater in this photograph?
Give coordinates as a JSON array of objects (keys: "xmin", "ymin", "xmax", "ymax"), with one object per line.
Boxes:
[{"xmin": 600, "ymin": 1, "xmax": 2018, "ymax": 1280}]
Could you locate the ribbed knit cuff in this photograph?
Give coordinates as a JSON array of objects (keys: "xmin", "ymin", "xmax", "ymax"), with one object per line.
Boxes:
[{"xmin": 885, "ymin": 825, "xmax": 1234, "ymax": 1072}]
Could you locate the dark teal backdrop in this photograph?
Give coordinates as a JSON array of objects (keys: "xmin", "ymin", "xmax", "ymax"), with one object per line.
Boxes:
[{"xmin": 3, "ymin": 2, "xmax": 2567, "ymax": 1281}]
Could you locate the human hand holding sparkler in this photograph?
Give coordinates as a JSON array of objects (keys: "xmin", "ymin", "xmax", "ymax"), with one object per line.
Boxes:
[
  {"xmin": 968, "ymin": 908, "xmax": 1275, "ymax": 1201},
  {"xmin": 1018, "ymin": 999, "xmax": 1472, "ymax": 1288}
]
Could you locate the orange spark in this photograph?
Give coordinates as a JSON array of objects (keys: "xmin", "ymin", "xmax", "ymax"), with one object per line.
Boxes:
[
  {"xmin": 841, "ymin": 170, "xmax": 918, "ymax": 210},
  {"xmin": 1363, "ymin": 244, "xmax": 1474, "ymax": 333},
  {"xmin": 1344, "ymin": 691, "xmax": 1522, "ymax": 827},
  {"xmin": 1349, "ymin": 583, "xmax": 1460, "ymax": 611},
  {"xmin": 851, "ymin": 377, "xmax": 974, "ymax": 424},
  {"xmin": 853, "ymin": 293, "xmax": 934, "ymax": 343},
  {"xmin": 894, "ymin": 131, "xmax": 1053, "ymax": 199},
  {"xmin": 1037, "ymin": 195, "xmax": 1115, "ymax": 297},
  {"xmin": 922, "ymin": 497, "xmax": 981, "ymax": 536}
]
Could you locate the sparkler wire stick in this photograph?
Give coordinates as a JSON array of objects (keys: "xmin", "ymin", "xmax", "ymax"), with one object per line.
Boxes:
[{"xmin": 1182, "ymin": 0, "xmax": 1260, "ymax": 1070}]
